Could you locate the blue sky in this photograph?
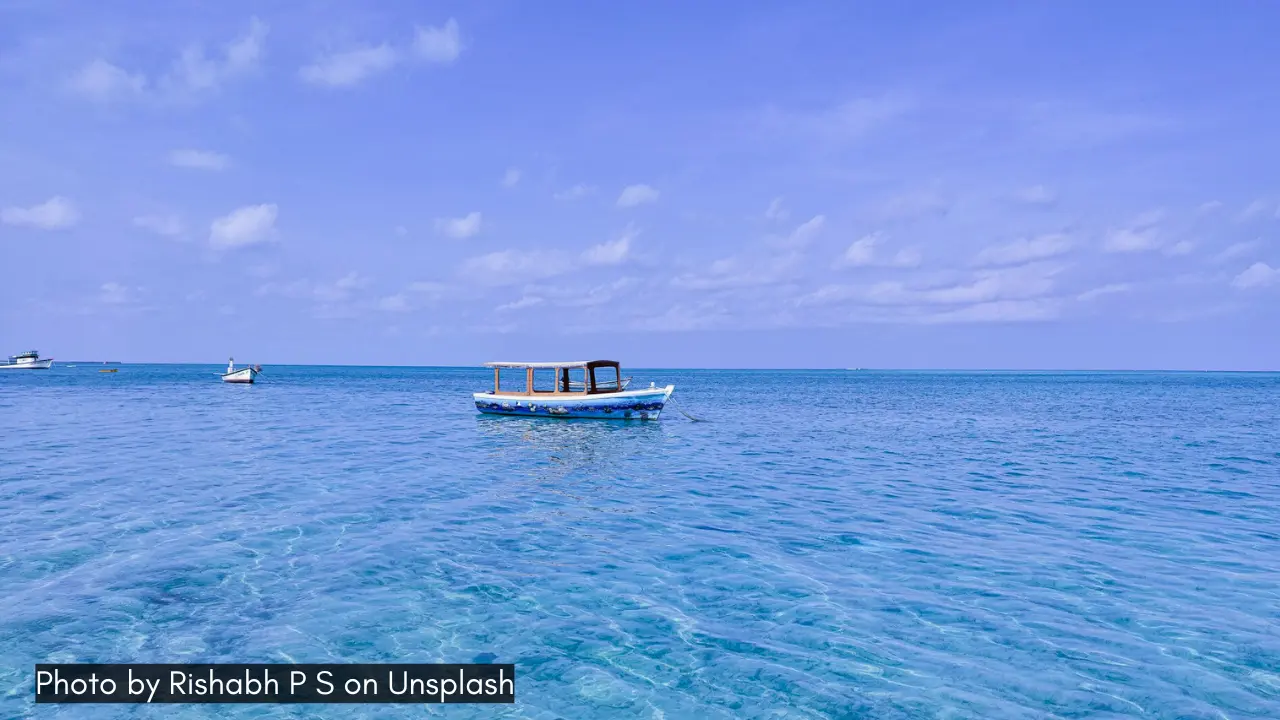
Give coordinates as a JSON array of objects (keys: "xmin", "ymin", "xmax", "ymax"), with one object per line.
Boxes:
[{"xmin": 1, "ymin": 0, "xmax": 1277, "ymax": 369}]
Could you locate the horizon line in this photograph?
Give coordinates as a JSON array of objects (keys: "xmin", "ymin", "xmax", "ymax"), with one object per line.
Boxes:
[{"xmin": 47, "ymin": 362, "xmax": 1279, "ymax": 373}]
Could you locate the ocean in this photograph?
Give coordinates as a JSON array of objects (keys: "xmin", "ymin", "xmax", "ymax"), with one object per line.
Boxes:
[{"xmin": 1, "ymin": 365, "xmax": 1278, "ymax": 718}]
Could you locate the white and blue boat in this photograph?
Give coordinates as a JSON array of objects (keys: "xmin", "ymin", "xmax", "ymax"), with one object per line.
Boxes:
[
  {"xmin": 474, "ymin": 360, "xmax": 674, "ymax": 420},
  {"xmin": 0, "ymin": 350, "xmax": 53, "ymax": 370},
  {"xmin": 221, "ymin": 357, "xmax": 261, "ymax": 384}
]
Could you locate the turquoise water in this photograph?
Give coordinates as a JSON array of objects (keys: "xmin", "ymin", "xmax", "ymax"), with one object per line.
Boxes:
[{"xmin": 2, "ymin": 365, "xmax": 1278, "ymax": 719}]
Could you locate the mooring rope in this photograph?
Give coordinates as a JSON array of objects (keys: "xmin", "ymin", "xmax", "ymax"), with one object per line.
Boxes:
[{"xmin": 668, "ymin": 393, "xmax": 706, "ymax": 422}]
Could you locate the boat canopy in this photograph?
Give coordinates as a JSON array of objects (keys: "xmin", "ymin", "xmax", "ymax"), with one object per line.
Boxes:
[
  {"xmin": 484, "ymin": 360, "xmax": 617, "ymax": 369},
  {"xmin": 484, "ymin": 360, "xmax": 626, "ymax": 395}
]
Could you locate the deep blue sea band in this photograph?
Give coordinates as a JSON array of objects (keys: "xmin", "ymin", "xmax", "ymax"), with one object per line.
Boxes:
[{"xmin": 34, "ymin": 663, "xmax": 515, "ymax": 703}]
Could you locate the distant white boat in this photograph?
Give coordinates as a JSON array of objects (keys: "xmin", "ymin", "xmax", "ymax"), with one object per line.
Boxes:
[
  {"xmin": 221, "ymin": 357, "xmax": 261, "ymax": 384},
  {"xmin": 0, "ymin": 350, "xmax": 53, "ymax": 370}
]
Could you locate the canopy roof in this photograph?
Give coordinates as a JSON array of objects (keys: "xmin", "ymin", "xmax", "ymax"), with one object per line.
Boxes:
[{"xmin": 483, "ymin": 360, "xmax": 617, "ymax": 369}]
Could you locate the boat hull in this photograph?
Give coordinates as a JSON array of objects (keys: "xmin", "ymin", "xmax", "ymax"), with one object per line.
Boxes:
[
  {"xmin": 221, "ymin": 368, "xmax": 258, "ymax": 384},
  {"xmin": 474, "ymin": 385, "xmax": 674, "ymax": 420},
  {"xmin": 0, "ymin": 359, "xmax": 53, "ymax": 369}
]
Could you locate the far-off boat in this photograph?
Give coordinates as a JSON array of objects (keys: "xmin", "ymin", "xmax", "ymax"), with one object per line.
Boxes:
[
  {"xmin": 0, "ymin": 350, "xmax": 53, "ymax": 370},
  {"xmin": 221, "ymin": 357, "xmax": 261, "ymax": 384},
  {"xmin": 474, "ymin": 360, "xmax": 673, "ymax": 420}
]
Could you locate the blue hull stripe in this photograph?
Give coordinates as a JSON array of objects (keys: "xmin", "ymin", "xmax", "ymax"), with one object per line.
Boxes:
[{"xmin": 473, "ymin": 388, "xmax": 671, "ymax": 420}]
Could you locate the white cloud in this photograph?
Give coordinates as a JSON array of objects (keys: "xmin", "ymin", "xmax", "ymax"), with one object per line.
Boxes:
[
  {"xmin": 260, "ymin": 273, "xmax": 369, "ymax": 305},
  {"xmin": 616, "ymin": 184, "xmax": 660, "ymax": 208},
  {"xmin": 1237, "ymin": 199, "xmax": 1277, "ymax": 223},
  {"xmin": 413, "ymin": 19, "xmax": 463, "ymax": 64},
  {"xmin": 782, "ymin": 215, "xmax": 825, "ymax": 248},
  {"xmin": 530, "ymin": 277, "xmax": 638, "ymax": 308},
  {"xmin": 1197, "ymin": 200, "xmax": 1223, "ymax": 214},
  {"xmin": 168, "ymin": 149, "xmax": 230, "ymax": 171},
  {"xmin": 553, "ymin": 184, "xmax": 596, "ymax": 201},
  {"xmin": 890, "ymin": 248, "xmax": 923, "ymax": 268},
  {"xmin": 408, "ymin": 281, "xmax": 449, "ymax": 296},
  {"xmin": 1, "ymin": 196, "xmax": 80, "ymax": 229},
  {"xmin": 68, "ymin": 59, "xmax": 146, "ymax": 101},
  {"xmin": 502, "ymin": 168, "xmax": 521, "ymax": 188},
  {"xmin": 133, "ymin": 214, "xmax": 183, "ymax": 237},
  {"xmin": 762, "ymin": 94, "xmax": 915, "ymax": 146},
  {"xmin": 300, "ymin": 44, "xmax": 398, "ymax": 87},
  {"xmin": 1104, "ymin": 229, "xmax": 1159, "ymax": 253},
  {"xmin": 671, "ymin": 251, "xmax": 804, "ymax": 290},
  {"xmin": 225, "ymin": 17, "xmax": 269, "ymax": 72},
  {"xmin": 496, "ymin": 295, "xmax": 544, "ymax": 312},
  {"xmin": 1231, "ymin": 262, "xmax": 1279, "ymax": 289},
  {"xmin": 434, "ymin": 212, "xmax": 482, "ymax": 239},
  {"xmin": 811, "ymin": 262, "xmax": 1066, "ymax": 308},
  {"xmin": 582, "ymin": 227, "xmax": 636, "ymax": 266},
  {"xmin": 69, "ymin": 18, "xmax": 266, "ymax": 102},
  {"xmin": 370, "ymin": 282, "xmax": 454, "ymax": 312},
  {"xmin": 1103, "ymin": 210, "xmax": 1164, "ymax": 254},
  {"xmin": 99, "ymin": 282, "xmax": 140, "ymax": 305},
  {"xmin": 377, "ymin": 294, "xmax": 410, "ymax": 312},
  {"xmin": 765, "ymin": 197, "xmax": 789, "ymax": 221},
  {"xmin": 322, "ymin": 273, "xmax": 368, "ymax": 301},
  {"xmin": 1016, "ymin": 185, "xmax": 1056, "ymax": 205},
  {"xmin": 1165, "ymin": 240, "xmax": 1194, "ymax": 256},
  {"xmin": 299, "ymin": 19, "xmax": 459, "ymax": 88},
  {"xmin": 630, "ymin": 301, "xmax": 732, "ymax": 332},
  {"xmin": 209, "ymin": 203, "xmax": 278, "ymax": 249},
  {"xmin": 834, "ymin": 232, "xmax": 919, "ymax": 268},
  {"xmin": 460, "ymin": 249, "xmax": 571, "ymax": 285},
  {"xmin": 879, "ymin": 266, "xmax": 1060, "ymax": 305},
  {"xmin": 919, "ymin": 299, "xmax": 1060, "ymax": 324},
  {"xmin": 460, "ymin": 229, "xmax": 638, "ymax": 288},
  {"xmin": 1021, "ymin": 101, "xmax": 1174, "ymax": 147},
  {"xmin": 1214, "ymin": 240, "xmax": 1261, "ymax": 264},
  {"xmin": 974, "ymin": 234, "xmax": 1072, "ymax": 266},
  {"xmin": 162, "ymin": 17, "xmax": 269, "ymax": 94},
  {"xmin": 838, "ymin": 233, "xmax": 880, "ymax": 267},
  {"xmin": 1077, "ymin": 283, "xmax": 1132, "ymax": 301}
]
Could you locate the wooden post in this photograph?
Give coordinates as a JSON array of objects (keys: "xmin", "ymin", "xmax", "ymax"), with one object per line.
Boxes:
[
  {"xmin": 526, "ymin": 367, "xmax": 533, "ymax": 394},
  {"xmin": 493, "ymin": 367, "xmax": 499, "ymax": 393}
]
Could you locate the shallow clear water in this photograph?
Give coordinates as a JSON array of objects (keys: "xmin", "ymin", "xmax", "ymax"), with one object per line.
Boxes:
[{"xmin": 2, "ymin": 366, "xmax": 1278, "ymax": 719}]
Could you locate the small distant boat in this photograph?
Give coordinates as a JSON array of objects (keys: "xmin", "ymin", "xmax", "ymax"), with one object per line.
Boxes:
[
  {"xmin": 66, "ymin": 364, "xmax": 77, "ymax": 368},
  {"xmin": 474, "ymin": 360, "xmax": 673, "ymax": 420},
  {"xmin": 221, "ymin": 357, "xmax": 261, "ymax": 384},
  {"xmin": 0, "ymin": 350, "xmax": 53, "ymax": 370},
  {"xmin": 100, "ymin": 368, "xmax": 117, "ymax": 373}
]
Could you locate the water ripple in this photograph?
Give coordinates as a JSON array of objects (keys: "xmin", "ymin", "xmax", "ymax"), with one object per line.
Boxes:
[{"xmin": 1, "ymin": 367, "xmax": 1278, "ymax": 718}]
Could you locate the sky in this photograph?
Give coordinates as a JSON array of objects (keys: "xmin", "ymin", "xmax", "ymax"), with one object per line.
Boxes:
[{"xmin": 1, "ymin": 0, "xmax": 1278, "ymax": 369}]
